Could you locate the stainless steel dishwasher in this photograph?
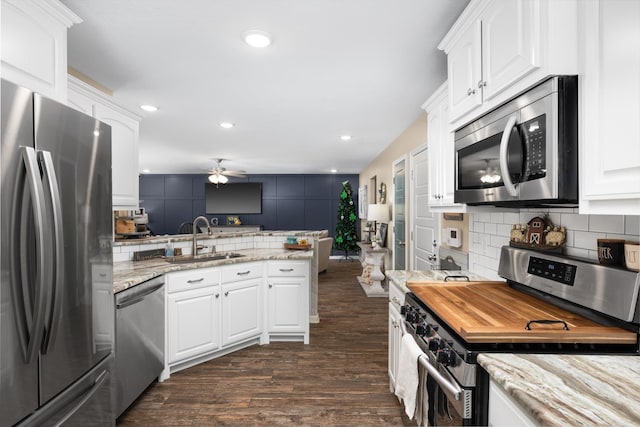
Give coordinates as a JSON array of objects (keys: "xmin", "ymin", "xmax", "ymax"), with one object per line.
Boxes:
[{"xmin": 115, "ymin": 275, "xmax": 165, "ymax": 417}]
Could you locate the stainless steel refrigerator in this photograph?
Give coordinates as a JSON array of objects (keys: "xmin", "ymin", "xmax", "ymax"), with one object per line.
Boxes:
[{"xmin": 1, "ymin": 79, "xmax": 114, "ymax": 426}]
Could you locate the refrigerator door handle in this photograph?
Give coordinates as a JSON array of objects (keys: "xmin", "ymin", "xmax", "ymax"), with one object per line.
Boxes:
[
  {"xmin": 19, "ymin": 146, "xmax": 54, "ymax": 363},
  {"xmin": 38, "ymin": 150, "xmax": 65, "ymax": 354},
  {"xmin": 53, "ymin": 370, "xmax": 109, "ymax": 427}
]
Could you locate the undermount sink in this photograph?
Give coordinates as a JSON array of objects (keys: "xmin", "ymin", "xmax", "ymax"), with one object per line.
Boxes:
[{"xmin": 165, "ymin": 252, "xmax": 245, "ymax": 264}]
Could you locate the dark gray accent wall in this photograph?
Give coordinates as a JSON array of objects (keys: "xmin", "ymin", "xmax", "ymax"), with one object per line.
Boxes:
[{"xmin": 139, "ymin": 174, "xmax": 359, "ymax": 245}]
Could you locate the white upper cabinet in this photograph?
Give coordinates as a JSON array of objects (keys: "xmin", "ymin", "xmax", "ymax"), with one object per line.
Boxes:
[
  {"xmin": 579, "ymin": 0, "xmax": 640, "ymax": 215},
  {"xmin": 440, "ymin": 0, "xmax": 578, "ymax": 129},
  {"xmin": 68, "ymin": 76, "xmax": 141, "ymax": 209},
  {"xmin": 422, "ymin": 82, "xmax": 466, "ymax": 212},
  {"xmin": 1, "ymin": 0, "xmax": 81, "ymax": 102}
]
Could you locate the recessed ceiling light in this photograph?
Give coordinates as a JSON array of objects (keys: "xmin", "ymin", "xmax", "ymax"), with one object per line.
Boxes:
[
  {"xmin": 340, "ymin": 135, "xmax": 352, "ymax": 141},
  {"xmin": 219, "ymin": 122, "xmax": 234, "ymax": 129},
  {"xmin": 93, "ymin": 130, "xmax": 100, "ymax": 136},
  {"xmin": 244, "ymin": 30, "xmax": 272, "ymax": 48},
  {"xmin": 140, "ymin": 105, "xmax": 158, "ymax": 112},
  {"xmin": 330, "ymin": 169, "xmax": 338, "ymax": 173},
  {"xmin": 141, "ymin": 169, "xmax": 151, "ymax": 174}
]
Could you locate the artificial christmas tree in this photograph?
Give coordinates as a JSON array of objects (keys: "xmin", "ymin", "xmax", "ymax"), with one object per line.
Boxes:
[{"xmin": 334, "ymin": 180, "xmax": 359, "ymax": 259}]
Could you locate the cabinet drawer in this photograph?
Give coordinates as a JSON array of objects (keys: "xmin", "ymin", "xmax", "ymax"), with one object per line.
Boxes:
[
  {"xmin": 267, "ymin": 261, "xmax": 308, "ymax": 277},
  {"xmin": 166, "ymin": 268, "xmax": 220, "ymax": 293},
  {"xmin": 388, "ymin": 281, "xmax": 406, "ymax": 311},
  {"xmin": 221, "ymin": 262, "xmax": 263, "ymax": 283}
]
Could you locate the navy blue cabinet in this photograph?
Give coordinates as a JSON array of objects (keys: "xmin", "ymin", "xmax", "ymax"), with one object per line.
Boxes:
[{"xmin": 138, "ymin": 174, "xmax": 359, "ymax": 245}]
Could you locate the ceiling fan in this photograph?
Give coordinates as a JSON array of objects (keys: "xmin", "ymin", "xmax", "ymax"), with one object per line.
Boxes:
[{"xmin": 207, "ymin": 159, "xmax": 246, "ymax": 185}]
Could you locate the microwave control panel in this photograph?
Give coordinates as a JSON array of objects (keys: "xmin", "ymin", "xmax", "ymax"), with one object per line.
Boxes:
[
  {"xmin": 523, "ymin": 115, "xmax": 547, "ymax": 181},
  {"xmin": 527, "ymin": 256, "xmax": 576, "ymax": 286}
]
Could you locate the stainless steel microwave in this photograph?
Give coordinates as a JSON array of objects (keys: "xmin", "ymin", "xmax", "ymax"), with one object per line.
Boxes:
[{"xmin": 454, "ymin": 76, "xmax": 578, "ymax": 206}]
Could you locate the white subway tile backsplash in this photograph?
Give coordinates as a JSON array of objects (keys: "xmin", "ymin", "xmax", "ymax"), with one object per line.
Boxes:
[
  {"xmin": 503, "ymin": 212, "xmax": 520, "ymax": 225},
  {"xmin": 573, "ymin": 231, "xmax": 605, "ymax": 250},
  {"xmin": 113, "ymin": 252, "xmax": 129, "ymax": 263},
  {"xmin": 560, "ymin": 213, "xmax": 588, "ymax": 231},
  {"xmin": 497, "ymin": 224, "xmax": 512, "ymax": 237},
  {"xmin": 625, "ymin": 216, "xmax": 640, "ymax": 236},
  {"xmin": 588, "ymin": 215, "xmax": 625, "ymax": 234},
  {"xmin": 490, "ymin": 212, "xmax": 504, "ymax": 224},
  {"xmin": 468, "ymin": 211, "xmax": 640, "ymax": 278}
]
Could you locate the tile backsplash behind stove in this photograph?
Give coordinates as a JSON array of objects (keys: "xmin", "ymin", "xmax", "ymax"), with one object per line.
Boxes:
[{"xmin": 468, "ymin": 209, "xmax": 640, "ymax": 280}]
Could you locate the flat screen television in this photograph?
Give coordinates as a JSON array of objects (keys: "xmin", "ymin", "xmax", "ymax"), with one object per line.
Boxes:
[{"xmin": 205, "ymin": 182, "xmax": 262, "ymax": 214}]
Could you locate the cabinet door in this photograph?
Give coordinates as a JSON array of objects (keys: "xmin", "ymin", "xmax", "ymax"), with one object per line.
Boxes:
[
  {"xmin": 267, "ymin": 277, "xmax": 307, "ymax": 334},
  {"xmin": 221, "ymin": 279, "xmax": 262, "ymax": 346},
  {"xmin": 447, "ymin": 19, "xmax": 483, "ymax": 122},
  {"xmin": 93, "ymin": 103, "xmax": 140, "ymax": 209},
  {"xmin": 439, "ymin": 101, "xmax": 458, "ymax": 206},
  {"xmin": 481, "ymin": 0, "xmax": 540, "ymax": 103},
  {"xmin": 388, "ymin": 303, "xmax": 402, "ymax": 390},
  {"xmin": 67, "ymin": 86, "xmax": 94, "ymax": 116},
  {"xmin": 167, "ymin": 286, "xmax": 220, "ymax": 364},
  {"xmin": 0, "ymin": 0, "xmax": 76, "ymax": 102},
  {"xmin": 580, "ymin": 0, "xmax": 640, "ymax": 214}
]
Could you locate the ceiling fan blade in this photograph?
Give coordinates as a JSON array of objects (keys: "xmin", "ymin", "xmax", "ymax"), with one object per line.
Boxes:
[{"xmin": 223, "ymin": 171, "xmax": 246, "ymax": 177}]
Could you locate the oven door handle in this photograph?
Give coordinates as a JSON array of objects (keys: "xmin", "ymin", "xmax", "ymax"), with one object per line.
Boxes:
[
  {"xmin": 499, "ymin": 115, "xmax": 519, "ymax": 197},
  {"xmin": 400, "ymin": 320, "xmax": 463, "ymax": 401}
]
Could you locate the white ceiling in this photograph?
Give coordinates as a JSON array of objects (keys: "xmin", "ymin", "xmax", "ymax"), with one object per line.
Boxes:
[{"xmin": 61, "ymin": 0, "xmax": 469, "ymax": 175}]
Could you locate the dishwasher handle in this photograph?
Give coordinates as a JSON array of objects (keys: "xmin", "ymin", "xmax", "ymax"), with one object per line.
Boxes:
[{"xmin": 116, "ymin": 282, "xmax": 164, "ymax": 309}]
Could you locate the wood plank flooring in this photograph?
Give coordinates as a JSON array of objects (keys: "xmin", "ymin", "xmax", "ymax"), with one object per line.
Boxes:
[{"xmin": 117, "ymin": 259, "xmax": 412, "ymax": 426}]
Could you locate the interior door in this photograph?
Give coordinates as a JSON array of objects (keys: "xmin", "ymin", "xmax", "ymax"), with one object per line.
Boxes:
[
  {"xmin": 393, "ymin": 158, "xmax": 407, "ymax": 270},
  {"xmin": 411, "ymin": 146, "xmax": 439, "ymax": 270}
]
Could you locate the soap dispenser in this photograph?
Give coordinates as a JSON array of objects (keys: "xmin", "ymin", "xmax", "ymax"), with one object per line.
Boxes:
[{"xmin": 165, "ymin": 239, "xmax": 174, "ymax": 257}]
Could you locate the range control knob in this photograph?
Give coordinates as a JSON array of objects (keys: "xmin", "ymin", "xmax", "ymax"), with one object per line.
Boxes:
[
  {"xmin": 405, "ymin": 311, "xmax": 417, "ymax": 323},
  {"xmin": 400, "ymin": 305, "xmax": 408, "ymax": 315},
  {"xmin": 416, "ymin": 323, "xmax": 428, "ymax": 336},
  {"xmin": 436, "ymin": 348, "xmax": 457, "ymax": 366},
  {"xmin": 428, "ymin": 337, "xmax": 441, "ymax": 352}
]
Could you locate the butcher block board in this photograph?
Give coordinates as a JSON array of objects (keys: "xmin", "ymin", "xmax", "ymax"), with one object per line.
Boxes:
[{"xmin": 407, "ymin": 281, "xmax": 637, "ymax": 344}]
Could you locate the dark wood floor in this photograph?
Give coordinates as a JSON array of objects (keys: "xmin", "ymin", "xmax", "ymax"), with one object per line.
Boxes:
[{"xmin": 117, "ymin": 259, "xmax": 412, "ymax": 426}]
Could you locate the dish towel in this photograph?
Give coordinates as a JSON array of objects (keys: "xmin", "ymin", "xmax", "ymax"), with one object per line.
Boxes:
[
  {"xmin": 415, "ymin": 361, "xmax": 429, "ymax": 426},
  {"xmin": 394, "ymin": 334, "xmax": 423, "ymax": 419}
]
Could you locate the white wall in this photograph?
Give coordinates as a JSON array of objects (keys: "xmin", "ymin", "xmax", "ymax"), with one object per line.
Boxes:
[{"xmin": 468, "ymin": 209, "xmax": 640, "ymax": 280}]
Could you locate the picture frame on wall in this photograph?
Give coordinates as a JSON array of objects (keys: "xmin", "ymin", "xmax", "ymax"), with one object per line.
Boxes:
[
  {"xmin": 358, "ymin": 186, "xmax": 368, "ymax": 219},
  {"xmin": 378, "ymin": 223, "xmax": 388, "ymax": 247}
]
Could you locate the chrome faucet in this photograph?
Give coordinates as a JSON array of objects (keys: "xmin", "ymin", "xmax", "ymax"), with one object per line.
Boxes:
[{"xmin": 192, "ymin": 216, "xmax": 211, "ymax": 256}]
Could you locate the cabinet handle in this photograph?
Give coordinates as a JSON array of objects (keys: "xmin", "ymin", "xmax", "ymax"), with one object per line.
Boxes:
[
  {"xmin": 477, "ymin": 80, "xmax": 487, "ymax": 88},
  {"xmin": 236, "ymin": 270, "xmax": 251, "ymax": 276},
  {"xmin": 224, "ymin": 291, "xmax": 229, "ymax": 297},
  {"xmin": 187, "ymin": 278, "xmax": 204, "ymax": 283},
  {"xmin": 268, "ymin": 284, "xmax": 273, "ymax": 288},
  {"xmin": 279, "ymin": 268, "xmax": 294, "ymax": 272},
  {"xmin": 215, "ymin": 293, "xmax": 220, "ymax": 298},
  {"xmin": 467, "ymin": 88, "xmax": 476, "ymax": 96}
]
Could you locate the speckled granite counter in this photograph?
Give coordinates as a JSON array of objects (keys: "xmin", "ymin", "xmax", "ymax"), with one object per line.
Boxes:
[
  {"xmin": 385, "ymin": 269, "xmax": 491, "ymax": 293},
  {"xmin": 113, "ymin": 248, "xmax": 312, "ymax": 294},
  {"xmin": 478, "ymin": 353, "xmax": 640, "ymax": 426},
  {"xmin": 113, "ymin": 230, "xmax": 327, "ymax": 246}
]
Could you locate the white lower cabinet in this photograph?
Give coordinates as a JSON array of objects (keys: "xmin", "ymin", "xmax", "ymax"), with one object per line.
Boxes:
[
  {"xmin": 388, "ymin": 280, "xmax": 405, "ymax": 392},
  {"xmin": 167, "ymin": 286, "xmax": 220, "ymax": 364},
  {"xmin": 267, "ymin": 261, "xmax": 310, "ymax": 343},
  {"xmin": 163, "ymin": 259, "xmax": 309, "ymax": 379},
  {"xmin": 221, "ymin": 277, "xmax": 263, "ymax": 346},
  {"xmin": 488, "ymin": 379, "xmax": 537, "ymax": 427}
]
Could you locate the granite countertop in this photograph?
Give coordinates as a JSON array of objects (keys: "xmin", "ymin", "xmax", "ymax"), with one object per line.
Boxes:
[
  {"xmin": 113, "ymin": 248, "xmax": 313, "ymax": 294},
  {"xmin": 478, "ymin": 353, "xmax": 640, "ymax": 426},
  {"xmin": 114, "ymin": 230, "xmax": 326, "ymax": 246},
  {"xmin": 385, "ymin": 269, "xmax": 492, "ymax": 293}
]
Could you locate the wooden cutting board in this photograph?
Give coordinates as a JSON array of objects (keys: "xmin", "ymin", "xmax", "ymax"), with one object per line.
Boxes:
[{"xmin": 407, "ymin": 281, "xmax": 637, "ymax": 344}]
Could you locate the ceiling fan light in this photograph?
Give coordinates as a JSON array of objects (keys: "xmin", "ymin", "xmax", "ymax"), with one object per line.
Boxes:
[
  {"xmin": 208, "ymin": 174, "xmax": 219, "ymax": 184},
  {"xmin": 218, "ymin": 174, "xmax": 229, "ymax": 184}
]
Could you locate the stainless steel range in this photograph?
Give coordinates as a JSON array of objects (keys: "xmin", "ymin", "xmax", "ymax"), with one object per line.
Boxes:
[{"xmin": 401, "ymin": 246, "xmax": 640, "ymax": 426}]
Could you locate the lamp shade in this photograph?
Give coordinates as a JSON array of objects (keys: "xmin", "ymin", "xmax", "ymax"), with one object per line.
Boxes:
[{"xmin": 367, "ymin": 203, "xmax": 389, "ymax": 223}]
